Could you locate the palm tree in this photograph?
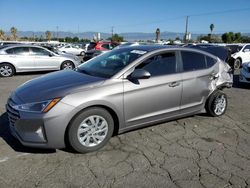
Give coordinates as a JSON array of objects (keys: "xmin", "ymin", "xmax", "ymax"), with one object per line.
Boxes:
[
  {"xmin": 210, "ymin": 24, "xmax": 214, "ymax": 35},
  {"xmin": 45, "ymin": 31, "xmax": 52, "ymax": 41},
  {"xmin": 0, "ymin": 29, "xmax": 5, "ymax": 40},
  {"xmin": 10, "ymin": 27, "xmax": 18, "ymax": 40}
]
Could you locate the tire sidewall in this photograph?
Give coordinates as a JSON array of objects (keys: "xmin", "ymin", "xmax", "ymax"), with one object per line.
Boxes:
[
  {"xmin": 0, "ymin": 63, "xmax": 15, "ymax": 77},
  {"xmin": 61, "ymin": 61, "xmax": 75, "ymax": 70},
  {"xmin": 68, "ymin": 108, "xmax": 114, "ymax": 153},
  {"xmin": 207, "ymin": 91, "xmax": 227, "ymax": 117}
]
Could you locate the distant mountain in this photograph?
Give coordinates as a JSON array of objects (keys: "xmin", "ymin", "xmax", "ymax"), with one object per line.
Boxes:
[{"xmin": 4, "ymin": 31, "xmax": 250, "ymax": 41}]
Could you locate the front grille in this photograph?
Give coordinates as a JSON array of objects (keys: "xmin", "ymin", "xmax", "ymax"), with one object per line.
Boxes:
[{"xmin": 6, "ymin": 98, "xmax": 20, "ymax": 127}]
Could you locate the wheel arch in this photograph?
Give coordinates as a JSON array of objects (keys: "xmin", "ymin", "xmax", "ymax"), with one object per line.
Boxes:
[
  {"xmin": 0, "ymin": 62, "xmax": 17, "ymax": 73},
  {"xmin": 64, "ymin": 104, "xmax": 120, "ymax": 147},
  {"xmin": 60, "ymin": 60, "xmax": 75, "ymax": 70}
]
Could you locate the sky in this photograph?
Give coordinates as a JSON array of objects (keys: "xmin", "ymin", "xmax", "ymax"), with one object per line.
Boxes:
[{"xmin": 0, "ymin": 0, "xmax": 250, "ymax": 34}]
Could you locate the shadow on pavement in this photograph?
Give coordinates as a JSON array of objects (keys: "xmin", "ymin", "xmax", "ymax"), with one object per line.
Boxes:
[
  {"xmin": 232, "ymin": 75, "xmax": 250, "ymax": 89},
  {"xmin": 0, "ymin": 112, "xmax": 56, "ymax": 154}
]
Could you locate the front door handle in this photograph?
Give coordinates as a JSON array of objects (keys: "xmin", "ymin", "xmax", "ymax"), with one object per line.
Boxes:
[{"xmin": 169, "ymin": 82, "xmax": 180, "ymax": 87}]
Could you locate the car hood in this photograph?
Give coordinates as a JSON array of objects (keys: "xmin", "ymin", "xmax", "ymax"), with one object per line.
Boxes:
[{"xmin": 14, "ymin": 70, "xmax": 106, "ymax": 103}]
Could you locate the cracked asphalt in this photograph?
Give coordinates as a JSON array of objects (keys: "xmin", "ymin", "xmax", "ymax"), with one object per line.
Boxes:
[{"xmin": 0, "ymin": 72, "xmax": 250, "ymax": 188}]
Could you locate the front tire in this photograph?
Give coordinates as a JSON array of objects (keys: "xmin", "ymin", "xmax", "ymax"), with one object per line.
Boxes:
[
  {"xmin": 60, "ymin": 61, "xmax": 75, "ymax": 70},
  {"xmin": 67, "ymin": 107, "xmax": 114, "ymax": 153},
  {"xmin": 205, "ymin": 90, "xmax": 228, "ymax": 117},
  {"xmin": 80, "ymin": 51, "xmax": 85, "ymax": 56},
  {"xmin": 0, "ymin": 63, "xmax": 15, "ymax": 77}
]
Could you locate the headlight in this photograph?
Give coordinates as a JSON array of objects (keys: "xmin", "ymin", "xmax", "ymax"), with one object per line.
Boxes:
[{"xmin": 13, "ymin": 98, "xmax": 61, "ymax": 113}]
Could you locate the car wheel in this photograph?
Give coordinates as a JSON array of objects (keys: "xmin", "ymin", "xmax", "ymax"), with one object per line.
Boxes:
[
  {"xmin": 234, "ymin": 58, "xmax": 242, "ymax": 70},
  {"xmin": 205, "ymin": 90, "xmax": 227, "ymax": 117},
  {"xmin": 80, "ymin": 51, "xmax": 85, "ymax": 56},
  {"xmin": 61, "ymin": 61, "xmax": 75, "ymax": 70},
  {"xmin": 67, "ymin": 107, "xmax": 114, "ymax": 153},
  {"xmin": 0, "ymin": 63, "xmax": 15, "ymax": 77}
]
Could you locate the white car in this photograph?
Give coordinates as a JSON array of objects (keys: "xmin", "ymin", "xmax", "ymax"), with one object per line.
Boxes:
[
  {"xmin": 0, "ymin": 45, "xmax": 81, "ymax": 77},
  {"xmin": 231, "ymin": 44, "xmax": 250, "ymax": 69},
  {"xmin": 58, "ymin": 45, "xmax": 85, "ymax": 56},
  {"xmin": 239, "ymin": 62, "xmax": 250, "ymax": 83}
]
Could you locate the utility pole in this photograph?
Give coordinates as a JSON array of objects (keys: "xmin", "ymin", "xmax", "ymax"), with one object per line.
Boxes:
[
  {"xmin": 184, "ymin": 16, "xmax": 189, "ymax": 43},
  {"xmin": 111, "ymin": 26, "xmax": 114, "ymax": 37},
  {"xmin": 77, "ymin": 25, "xmax": 79, "ymax": 37},
  {"xmin": 56, "ymin": 26, "xmax": 59, "ymax": 41}
]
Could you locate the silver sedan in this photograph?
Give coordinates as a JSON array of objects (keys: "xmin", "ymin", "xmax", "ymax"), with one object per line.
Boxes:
[
  {"xmin": 0, "ymin": 45, "xmax": 81, "ymax": 77},
  {"xmin": 6, "ymin": 45, "xmax": 233, "ymax": 153}
]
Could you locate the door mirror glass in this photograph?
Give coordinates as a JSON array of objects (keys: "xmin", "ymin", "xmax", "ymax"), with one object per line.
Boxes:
[{"xmin": 129, "ymin": 69, "xmax": 151, "ymax": 79}]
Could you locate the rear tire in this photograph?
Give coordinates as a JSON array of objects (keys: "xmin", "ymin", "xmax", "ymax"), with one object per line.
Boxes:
[
  {"xmin": 0, "ymin": 63, "xmax": 15, "ymax": 77},
  {"xmin": 60, "ymin": 61, "xmax": 75, "ymax": 70},
  {"xmin": 205, "ymin": 90, "xmax": 228, "ymax": 117},
  {"xmin": 234, "ymin": 58, "xmax": 242, "ymax": 70},
  {"xmin": 67, "ymin": 107, "xmax": 114, "ymax": 153}
]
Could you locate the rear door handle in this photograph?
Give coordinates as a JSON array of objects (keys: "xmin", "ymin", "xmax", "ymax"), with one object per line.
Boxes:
[{"xmin": 169, "ymin": 82, "xmax": 180, "ymax": 87}]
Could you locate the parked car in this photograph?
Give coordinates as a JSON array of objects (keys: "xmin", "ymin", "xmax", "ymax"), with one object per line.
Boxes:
[
  {"xmin": 0, "ymin": 45, "xmax": 81, "ymax": 77},
  {"xmin": 114, "ymin": 42, "xmax": 140, "ymax": 49},
  {"xmin": 83, "ymin": 49, "xmax": 108, "ymax": 61},
  {"xmin": 87, "ymin": 41, "xmax": 119, "ymax": 51},
  {"xmin": 188, "ymin": 45, "xmax": 232, "ymax": 66},
  {"xmin": 230, "ymin": 44, "xmax": 250, "ymax": 69},
  {"xmin": 6, "ymin": 45, "xmax": 232, "ymax": 153},
  {"xmin": 58, "ymin": 44, "xmax": 85, "ymax": 56},
  {"xmin": 239, "ymin": 62, "xmax": 250, "ymax": 83}
]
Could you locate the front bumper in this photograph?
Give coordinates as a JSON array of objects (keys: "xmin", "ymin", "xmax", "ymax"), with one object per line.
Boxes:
[{"xmin": 6, "ymin": 97, "xmax": 75, "ymax": 149}]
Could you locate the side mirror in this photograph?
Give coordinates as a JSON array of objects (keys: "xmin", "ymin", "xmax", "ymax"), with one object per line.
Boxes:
[
  {"xmin": 49, "ymin": 52, "xmax": 54, "ymax": 57},
  {"xmin": 129, "ymin": 69, "xmax": 151, "ymax": 80},
  {"xmin": 243, "ymin": 49, "xmax": 250, "ymax": 52}
]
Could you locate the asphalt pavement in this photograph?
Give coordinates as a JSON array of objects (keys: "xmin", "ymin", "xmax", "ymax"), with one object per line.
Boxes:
[{"xmin": 0, "ymin": 71, "xmax": 250, "ymax": 188}]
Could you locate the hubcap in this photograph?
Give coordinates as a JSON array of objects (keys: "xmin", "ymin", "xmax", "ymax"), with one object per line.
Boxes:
[
  {"xmin": 214, "ymin": 95, "xmax": 226, "ymax": 115},
  {"xmin": 77, "ymin": 115, "xmax": 108, "ymax": 147},
  {"xmin": 0, "ymin": 65, "xmax": 12, "ymax": 76},
  {"xmin": 63, "ymin": 62, "xmax": 73, "ymax": 70}
]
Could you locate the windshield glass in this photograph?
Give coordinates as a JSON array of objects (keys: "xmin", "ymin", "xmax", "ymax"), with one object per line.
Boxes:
[{"xmin": 77, "ymin": 48, "xmax": 147, "ymax": 78}]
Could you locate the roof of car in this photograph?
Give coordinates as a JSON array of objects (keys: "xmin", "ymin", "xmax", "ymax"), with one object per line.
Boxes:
[{"xmin": 119, "ymin": 44, "xmax": 179, "ymax": 51}]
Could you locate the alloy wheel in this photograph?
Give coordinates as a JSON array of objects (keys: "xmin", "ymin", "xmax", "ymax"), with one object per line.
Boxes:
[
  {"xmin": 77, "ymin": 115, "xmax": 108, "ymax": 147},
  {"xmin": 0, "ymin": 65, "xmax": 13, "ymax": 77},
  {"xmin": 213, "ymin": 95, "xmax": 226, "ymax": 116}
]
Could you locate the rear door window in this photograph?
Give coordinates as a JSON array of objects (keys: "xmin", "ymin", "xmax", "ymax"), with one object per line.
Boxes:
[
  {"xmin": 181, "ymin": 51, "xmax": 206, "ymax": 71},
  {"xmin": 30, "ymin": 47, "xmax": 50, "ymax": 56}
]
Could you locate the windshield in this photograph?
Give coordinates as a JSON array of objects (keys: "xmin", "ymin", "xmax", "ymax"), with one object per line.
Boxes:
[{"xmin": 77, "ymin": 48, "xmax": 147, "ymax": 78}]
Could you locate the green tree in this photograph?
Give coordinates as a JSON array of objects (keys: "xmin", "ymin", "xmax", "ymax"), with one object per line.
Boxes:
[
  {"xmin": 0, "ymin": 29, "xmax": 5, "ymax": 40},
  {"xmin": 65, "ymin": 37, "xmax": 73, "ymax": 43},
  {"xmin": 10, "ymin": 27, "xmax": 18, "ymax": 40},
  {"xmin": 221, "ymin": 32, "xmax": 242, "ymax": 43},
  {"xmin": 210, "ymin": 24, "xmax": 214, "ymax": 35},
  {"xmin": 45, "ymin": 31, "xmax": 52, "ymax": 41},
  {"xmin": 108, "ymin": 33, "xmax": 124, "ymax": 42},
  {"xmin": 72, "ymin": 37, "xmax": 79, "ymax": 43}
]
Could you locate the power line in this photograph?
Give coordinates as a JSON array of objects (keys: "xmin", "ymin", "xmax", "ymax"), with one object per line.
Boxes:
[{"xmin": 112, "ymin": 7, "xmax": 250, "ymax": 30}]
